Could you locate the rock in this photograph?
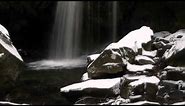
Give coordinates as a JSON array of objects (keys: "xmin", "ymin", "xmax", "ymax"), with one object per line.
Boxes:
[
  {"xmin": 0, "ymin": 24, "xmax": 24, "ymax": 98},
  {"xmin": 120, "ymin": 75, "xmax": 160, "ymax": 101},
  {"xmin": 165, "ymin": 29, "xmax": 185, "ymax": 42},
  {"xmin": 60, "ymin": 77, "xmax": 121, "ymax": 100},
  {"xmin": 0, "ymin": 24, "xmax": 23, "ymax": 61},
  {"xmin": 126, "ymin": 62, "xmax": 154, "ymax": 73},
  {"xmin": 142, "ymin": 40, "xmax": 153, "ymax": 51},
  {"xmin": 157, "ymin": 80, "xmax": 185, "ymax": 104},
  {"xmin": 98, "ymin": 96, "xmax": 130, "ymax": 105},
  {"xmin": 153, "ymin": 41, "xmax": 167, "ymax": 49},
  {"xmin": 172, "ymin": 101, "xmax": 185, "ymax": 105},
  {"xmin": 163, "ymin": 29, "xmax": 185, "ymax": 66},
  {"xmin": 158, "ymin": 70, "xmax": 167, "ymax": 80},
  {"xmin": 152, "ymin": 31, "xmax": 171, "ymax": 38},
  {"xmin": 81, "ymin": 72, "xmax": 90, "ymax": 81},
  {"xmin": 142, "ymin": 49, "xmax": 157, "ymax": 58},
  {"xmin": 105, "ymin": 26, "xmax": 153, "ymax": 52},
  {"xmin": 115, "ymin": 26, "xmax": 153, "ymax": 51},
  {"xmin": 153, "ymin": 37, "xmax": 170, "ymax": 44},
  {"xmin": 87, "ymin": 49, "xmax": 126, "ymax": 79},
  {"xmin": 135, "ymin": 55, "xmax": 155, "ymax": 65},
  {"xmin": 129, "ymin": 95, "xmax": 143, "ymax": 102},
  {"xmin": 87, "ymin": 54, "xmax": 100, "ymax": 65},
  {"xmin": 111, "ymin": 96, "xmax": 130, "ymax": 105},
  {"xmin": 163, "ymin": 66, "xmax": 185, "ymax": 81},
  {"xmin": 87, "ymin": 26, "xmax": 153, "ymax": 79}
]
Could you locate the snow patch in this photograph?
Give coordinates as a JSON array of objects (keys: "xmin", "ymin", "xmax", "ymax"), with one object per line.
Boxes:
[
  {"xmin": 0, "ymin": 101, "xmax": 28, "ymax": 105},
  {"xmin": 122, "ymin": 100, "xmax": 160, "ymax": 105},
  {"xmin": 129, "ymin": 76, "xmax": 160, "ymax": 87},
  {"xmin": 135, "ymin": 55, "xmax": 155, "ymax": 64},
  {"xmin": 60, "ymin": 77, "xmax": 120, "ymax": 92},
  {"xmin": 126, "ymin": 62, "xmax": 154, "ymax": 72},
  {"xmin": 142, "ymin": 49, "xmax": 157, "ymax": 57},
  {"xmin": 105, "ymin": 26, "xmax": 153, "ymax": 50},
  {"xmin": 87, "ymin": 54, "xmax": 100, "ymax": 61},
  {"xmin": 0, "ymin": 24, "xmax": 9, "ymax": 37}
]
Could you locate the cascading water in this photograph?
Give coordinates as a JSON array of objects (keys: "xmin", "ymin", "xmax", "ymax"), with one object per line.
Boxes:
[
  {"xmin": 28, "ymin": 1, "xmax": 119, "ymax": 69},
  {"xmin": 28, "ymin": 1, "xmax": 85, "ymax": 69},
  {"xmin": 49, "ymin": 1, "xmax": 83, "ymax": 60}
]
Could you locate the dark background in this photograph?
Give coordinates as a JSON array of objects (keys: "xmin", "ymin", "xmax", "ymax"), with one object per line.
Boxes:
[{"xmin": 0, "ymin": 1, "xmax": 184, "ymax": 62}]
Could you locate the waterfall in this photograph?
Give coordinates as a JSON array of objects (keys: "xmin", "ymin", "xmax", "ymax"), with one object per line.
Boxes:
[
  {"xmin": 49, "ymin": 1, "xmax": 83, "ymax": 60},
  {"xmin": 112, "ymin": 1, "xmax": 117, "ymax": 42}
]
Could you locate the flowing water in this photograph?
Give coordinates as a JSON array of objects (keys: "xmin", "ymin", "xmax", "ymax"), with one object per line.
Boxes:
[
  {"xmin": 49, "ymin": 1, "xmax": 83, "ymax": 60},
  {"xmin": 32, "ymin": 1, "xmax": 118, "ymax": 69}
]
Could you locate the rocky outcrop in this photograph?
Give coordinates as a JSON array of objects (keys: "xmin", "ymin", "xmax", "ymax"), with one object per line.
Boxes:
[
  {"xmin": 60, "ymin": 26, "xmax": 185, "ymax": 105},
  {"xmin": 87, "ymin": 26, "xmax": 153, "ymax": 79},
  {"xmin": 0, "ymin": 24, "xmax": 23, "ymax": 99}
]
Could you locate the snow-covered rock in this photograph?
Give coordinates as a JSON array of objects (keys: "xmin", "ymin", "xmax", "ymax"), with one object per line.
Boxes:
[
  {"xmin": 135, "ymin": 55, "xmax": 155, "ymax": 65},
  {"xmin": 81, "ymin": 72, "xmax": 90, "ymax": 81},
  {"xmin": 87, "ymin": 54, "xmax": 100, "ymax": 65},
  {"xmin": 106, "ymin": 26, "xmax": 153, "ymax": 51},
  {"xmin": 142, "ymin": 49, "xmax": 157, "ymax": 58},
  {"xmin": 0, "ymin": 24, "xmax": 24, "ymax": 98},
  {"xmin": 87, "ymin": 49, "xmax": 126, "ymax": 78},
  {"xmin": 0, "ymin": 24, "xmax": 23, "ymax": 61},
  {"xmin": 126, "ymin": 62, "xmax": 154, "ymax": 73},
  {"xmin": 120, "ymin": 75, "xmax": 160, "ymax": 101},
  {"xmin": 60, "ymin": 77, "xmax": 121, "ymax": 98},
  {"xmin": 87, "ymin": 26, "xmax": 153, "ymax": 79}
]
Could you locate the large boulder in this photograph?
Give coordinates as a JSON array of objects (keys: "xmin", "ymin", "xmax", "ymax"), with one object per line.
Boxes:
[
  {"xmin": 163, "ymin": 29, "xmax": 185, "ymax": 66},
  {"xmin": 60, "ymin": 77, "xmax": 121, "ymax": 101},
  {"xmin": 115, "ymin": 26, "xmax": 153, "ymax": 51},
  {"xmin": 87, "ymin": 26, "xmax": 153, "ymax": 79},
  {"xmin": 0, "ymin": 24, "xmax": 23, "ymax": 98},
  {"xmin": 87, "ymin": 49, "xmax": 126, "ymax": 79}
]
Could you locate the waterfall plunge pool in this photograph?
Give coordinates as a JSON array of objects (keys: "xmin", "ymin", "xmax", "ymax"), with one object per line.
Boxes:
[{"xmin": 27, "ymin": 56, "xmax": 87, "ymax": 70}]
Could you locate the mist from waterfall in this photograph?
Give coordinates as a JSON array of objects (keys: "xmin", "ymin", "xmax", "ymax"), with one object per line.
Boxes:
[{"xmin": 49, "ymin": 1, "xmax": 83, "ymax": 60}]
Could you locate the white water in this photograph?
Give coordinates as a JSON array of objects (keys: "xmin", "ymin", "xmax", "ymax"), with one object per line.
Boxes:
[{"xmin": 49, "ymin": 1, "xmax": 83, "ymax": 60}]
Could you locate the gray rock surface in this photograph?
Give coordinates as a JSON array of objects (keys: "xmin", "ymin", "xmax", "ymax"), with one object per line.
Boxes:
[{"xmin": 0, "ymin": 24, "xmax": 24, "ymax": 98}]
